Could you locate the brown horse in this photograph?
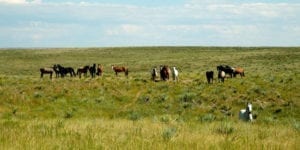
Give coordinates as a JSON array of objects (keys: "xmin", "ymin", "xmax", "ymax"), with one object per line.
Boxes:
[
  {"xmin": 96, "ymin": 64, "xmax": 104, "ymax": 76},
  {"xmin": 112, "ymin": 65, "xmax": 128, "ymax": 76},
  {"xmin": 77, "ymin": 66, "xmax": 90, "ymax": 78},
  {"xmin": 233, "ymin": 67, "xmax": 245, "ymax": 77},
  {"xmin": 160, "ymin": 65, "xmax": 170, "ymax": 81},
  {"xmin": 40, "ymin": 67, "xmax": 54, "ymax": 79}
]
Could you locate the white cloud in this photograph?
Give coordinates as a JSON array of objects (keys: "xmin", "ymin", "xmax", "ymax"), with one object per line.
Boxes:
[{"xmin": 0, "ymin": 0, "xmax": 41, "ymax": 4}]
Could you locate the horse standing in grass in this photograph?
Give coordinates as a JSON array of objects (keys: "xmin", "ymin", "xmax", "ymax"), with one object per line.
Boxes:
[
  {"xmin": 160, "ymin": 65, "xmax": 170, "ymax": 81},
  {"xmin": 218, "ymin": 70, "xmax": 226, "ymax": 83},
  {"xmin": 151, "ymin": 67, "xmax": 158, "ymax": 81},
  {"xmin": 172, "ymin": 67, "xmax": 179, "ymax": 82},
  {"xmin": 57, "ymin": 64, "xmax": 76, "ymax": 77},
  {"xmin": 89, "ymin": 64, "xmax": 97, "ymax": 78},
  {"xmin": 217, "ymin": 65, "xmax": 234, "ymax": 78},
  {"xmin": 40, "ymin": 67, "xmax": 54, "ymax": 79},
  {"xmin": 96, "ymin": 64, "xmax": 104, "ymax": 76},
  {"xmin": 239, "ymin": 103, "xmax": 253, "ymax": 122},
  {"xmin": 206, "ymin": 71, "xmax": 214, "ymax": 84},
  {"xmin": 233, "ymin": 67, "xmax": 245, "ymax": 77},
  {"xmin": 77, "ymin": 66, "xmax": 90, "ymax": 78},
  {"xmin": 53, "ymin": 64, "xmax": 61, "ymax": 78},
  {"xmin": 112, "ymin": 65, "xmax": 128, "ymax": 76}
]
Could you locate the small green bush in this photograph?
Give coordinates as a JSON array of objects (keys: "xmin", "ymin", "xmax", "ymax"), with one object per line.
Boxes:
[{"xmin": 162, "ymin": 127, "xmax": 177, "ymax": 141}]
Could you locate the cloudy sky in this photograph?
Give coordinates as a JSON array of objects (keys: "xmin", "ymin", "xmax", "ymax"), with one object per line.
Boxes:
[{"xmin": 0, "ymin": 0, "xmax": 299, "ymax": 47}]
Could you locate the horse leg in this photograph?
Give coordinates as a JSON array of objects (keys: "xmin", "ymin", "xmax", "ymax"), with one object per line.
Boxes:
[
  {"xmin": 41, "ymin": 72, "xmax": 43, "ymax": 78},
  {"xmin": 50, "ymin": 73, "xmax": 53, "ymax": 79}
]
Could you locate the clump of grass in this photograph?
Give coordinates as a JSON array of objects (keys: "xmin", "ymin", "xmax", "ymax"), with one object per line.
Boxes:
[
  {"xmin": 216, "ymin": 121, "xmax": 234, "ymax": 135},
  {"xmin": 199, "ymin": 114, "xmax": 216, "ymax": 123},
  {"xmin": 128, "ymin": 111, "xmax": 141, "ymax": 121},
  {"xmin": 162, "ymin": 127, "xmax": 177, "ymax": 141},
  {"xmin": 64, "ymin": 111, "xmax": 73, "ymax": 119}
]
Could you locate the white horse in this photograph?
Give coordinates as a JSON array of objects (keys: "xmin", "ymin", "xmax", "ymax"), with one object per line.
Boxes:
[
  {"xmin": 172, "ymin": 67, "xmax": 179, "ymax": 82},
  {"xmin": 239, "ymin": 103, "xmax": 253, "ymax": 122}
]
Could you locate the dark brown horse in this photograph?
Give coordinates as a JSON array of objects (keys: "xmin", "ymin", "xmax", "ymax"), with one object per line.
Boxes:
[
  {"xmin": 160, "ymin": 65, "xmax": 170, "ymax": 81},
  {"xmin": 77, "ymin": 66, "xmax": 90, "ymax": 78},
  {"xmin": 40, "ymin": 67, "xmax": 53, "ymax": 79},
  {"xmin": 89, "ymin": 64, "xmax": 97, "ymax": 78},
  {"xmin": 233, "ymin": 67, "xmax": 245, "ymax": 77},
  {"xmin": 206, "ymin": 71, "xmax": 214, "ymax": 84},
  {"xmin": 96, "ymin": 64, "xmax": 104, "ymax": 76},
  {"xmin": 112, "ymin": 65, "xmax": 128, "ymax": 76}
]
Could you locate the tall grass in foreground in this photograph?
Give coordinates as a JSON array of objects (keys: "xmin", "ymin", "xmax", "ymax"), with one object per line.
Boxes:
[{"xmin": 0, "ymin": 118, "xmax": 298, "ymax": 149}]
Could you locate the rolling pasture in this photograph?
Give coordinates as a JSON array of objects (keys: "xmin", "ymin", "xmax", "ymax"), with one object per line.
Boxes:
[{"xmin": 0, "ymin": 47, "xmax": 299, "ymax": 149}]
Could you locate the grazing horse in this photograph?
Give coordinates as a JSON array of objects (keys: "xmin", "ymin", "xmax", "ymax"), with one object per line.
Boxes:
[
  {"xmin": 89, "ymin": 64, "xmax": 97, "ymax": 78},
  {"xmin": 217, "ymin": 65, "xmax": 234, "ymax": 78},
  {"xmin": 40, "ymin": 67, "xmax": 53, "ymax": 79},
  {"xmin": 57, "ymin": 64, "xmax": 76, "ymax": 77},
  {"xmin": 53, "ymin": 64, "xmax": 61, "ymax": 78},
  {"xmin": 77, "ymin": 66, "xmax": 90, "ymax": 78},
  {"xmin": 112, "ymin": 65, "xmax": 128, "ymax": 76},
  {"xmin": 206, "ymin": 71, "xmax": 214, "ymax": 84},
  {"xmin": 239, "ymin": 103, "xmax": 253, "ymax": 122},
  {"xmin": 151, "ymin": 67, "xmax": 159, "ymax": 81},
  {"xmin": 96, "ymin": 64, "xmax": 104, "ymax": 76},
  {"xmin": 233, "ymin": 67, "xmax": 245, "ymax": 77},
  {"xmin": 218, "ymin": 70, "xmax": 225, "ymax": 83},
  {"xmin": 172, "ymin": 67, "xmax": 179, "ymax": 82},
  {"xmin": 160, "ymin": 65, "xmax": 170, "ymax": 81}
]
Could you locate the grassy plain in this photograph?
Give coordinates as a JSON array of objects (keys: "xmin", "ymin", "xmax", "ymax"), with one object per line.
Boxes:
[{"xmin": 0, "ymin": 47, "xmax": 299, "ymax": 149}]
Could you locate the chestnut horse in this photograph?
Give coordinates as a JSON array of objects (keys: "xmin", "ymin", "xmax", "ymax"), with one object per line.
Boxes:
[
  {"xmin": 96, "ymin": 64, "xmax": 104, "ymax": 76},
  {"xmin": 112, "ymin": 65, "xmax": 128, "ymax": 76},
  {"xmin": 40, "ymin": 67, "xmax": 54, "ymax": 79},
  {"xmin": 233, "ymin": 67, "xmax": 245, "ymax": 77}
]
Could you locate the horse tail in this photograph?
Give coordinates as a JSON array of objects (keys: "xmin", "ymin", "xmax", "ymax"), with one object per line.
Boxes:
[{"xmin": 125, "ymin": 68, "xmax": 129, "ymax": 76}]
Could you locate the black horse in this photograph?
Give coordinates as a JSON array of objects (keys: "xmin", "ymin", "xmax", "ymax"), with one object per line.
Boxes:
[
  {"xmin": 89, "ymin": 64, "xmax": 97, "ymax": 78},
  {"xmin": 57, "ymin": 64, "xmax": 76, "ymax": 77},
  {"xmin": 206, "ymin": 71, "xmax": 214, "ymax": 84},
  {"xmin": 53, "ymin": 64, "xmax": 61, "ymax": 78},
  {"xmin": 217, "ymin": 65, "xmax": 234, "ymax": 78}
]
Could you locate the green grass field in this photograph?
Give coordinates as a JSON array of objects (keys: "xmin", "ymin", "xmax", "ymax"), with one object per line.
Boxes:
[{"xmin": 0, "ymin": 47, "xmax": 299, "ymax": 149}]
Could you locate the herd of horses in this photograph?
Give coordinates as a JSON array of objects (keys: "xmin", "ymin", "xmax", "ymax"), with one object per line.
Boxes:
[
  {"xmin": 40, "ymin": 64, "xmax": 244, "ymax": 84},
  {"xmin": 40, "ymin": 64, "xmax": 253, "ymax": 121},
  {"xmin": 40, "ymin": 64, "xmax": 106, "ymax": 79},
  {"xmin": 206, "ymin": 65, "xmax": 245, "ymax": 84}
]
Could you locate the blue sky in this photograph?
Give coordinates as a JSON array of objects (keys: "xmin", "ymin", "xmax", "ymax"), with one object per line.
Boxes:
[{"xmin": 0, "ymin": 0, "xmax": 299, "ymax": 47}]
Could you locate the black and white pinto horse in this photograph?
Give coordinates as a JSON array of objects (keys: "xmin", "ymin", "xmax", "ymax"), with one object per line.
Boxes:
[
  {"xmin": 151, "ymin": 67, "xmax": 159, "ymax": 81},
  {"xmin": 40, "ymin": 67, "xmax": 54, "ymax": 79},
  {"xmin": 206, "ymin": 71, "xmax": 214, "ymax": 84},
  {"xmin": 218, "ymin": 70, "xmax": 226, "ymax": 83},
  {"xmin": 239, "ymin": 103, "xmax": 253, "ymax": 122},
  {"xmin": 217, "ymin": 65, "xmax": 234, "ymax": 78}
]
